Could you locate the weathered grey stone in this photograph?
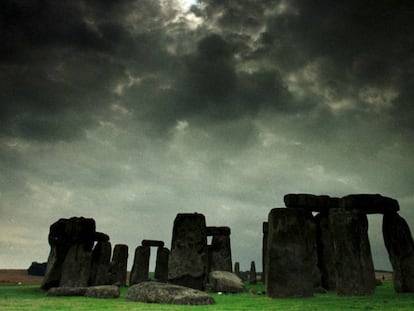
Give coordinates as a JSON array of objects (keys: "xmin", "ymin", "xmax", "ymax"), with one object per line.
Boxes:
[
  {"xmin": 249, "ymin": 261, "xmax": 257, "ymax": 285},
  {"xmin": 154, "ymin": 247, "xmax": 169, "ymax": 282},
  {"xmin": 90, "ymin": 241, "xmax": 112, "ymax": 286},
  {"xmin": 210, "ymin": 234, "xmax": 232, "ymax": 272},
  {"xmin": 383, "ymin": 212, "xmax": 414, "ymax": 292},
  {"xmin": 84, "ymin": 285, "xmax": 120, "ymax": 298},
  {"xmin": 41, "ymin": 217, "xmax": 96, "ymax": 290},
  {"xmin": 108, "ymin": 244, "xmax": 128, "ymax": 286},
  {"xmin": 315, "ymin": 212, "xmax": 337, "ymax": 290},
  {"xmin": 125, "ymin": 282, "xmax": 215, "ymax": 305},
  {"xmin": 340, "ymin": 194, "xmax": 399, "ymax": 214},
  {"xmin": 59, "ymin": 244, "xmax": 93, "ymax": 287},
  {"xmin": 206, "ymin": 226, "xmax": 231, "ymax": 236},
  {"xmin": 262, "ymin": 222, "xmax": 268, "ymax": 284},
  {"xmin": 209, "ymin": 271, "xmax": 245, "ymax": 293},
  {"xmin": 130, "ymin": 246, "xmax": 150, "ymax": 285},
  {"xmin": 329, "ymin": 208, "xmax": 375, "ymax": 295},
  {"xmin": 47, "ymin": 287, "xmax": 87, "ymax": 296},
  {"xmin": 168, "ymin": 213, "xmax": 208, "ymax": 290},
  {"xmin": 266, "ymin": 208, "xmax": 317, "ymax": 298},
  {"xmin": 284, "ymin": 194, "xmax": 339, "ymax": 213},
  {"xmin": 141, "ymin": 240, "xmax": 165, "ymax": 247}
]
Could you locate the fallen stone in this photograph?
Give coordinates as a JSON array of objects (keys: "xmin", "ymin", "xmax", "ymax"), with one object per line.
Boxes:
[
  {"xmin": 209, "ymin": 271, "xmax": 244, "ymax": 293},
  {"xmin": 284, "ymin": 194, "xmax": 339, "ymax": 213},
  {"xmin": 340, "ymin": 194, "xmax": 399, "ymax": 214},
  {"xmin": 47, "ymin": 287, "xmax": 87, "ymax": 296},
  {"xmin": 84, "ymin": 285, "xmax": 120, "ymax": 298},
  {"xmin": 125, "ymin": 281, "xmax": 215, "ymax": 305}
]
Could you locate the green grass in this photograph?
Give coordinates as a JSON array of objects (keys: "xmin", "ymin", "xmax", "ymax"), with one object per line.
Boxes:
[{"xmin": 0, "ymin": 281, "xmax": 413, "ymax": 311}]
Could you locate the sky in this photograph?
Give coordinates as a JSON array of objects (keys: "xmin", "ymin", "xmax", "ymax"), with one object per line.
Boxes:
[{"xmin": 1, "ymin": 0, "xmax": 414, "ymax": 272}]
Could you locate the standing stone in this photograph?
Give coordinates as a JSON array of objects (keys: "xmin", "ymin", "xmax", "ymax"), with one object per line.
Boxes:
[
  {"xmin": 168, "ymin": 213, "xmax": 208, "ymax": 290},
  {"xmin": 108, "ymin": 244, "xmax": 128, "ymax": 286},
  {"xmin": 266, "ymin": 208, "xmax": 317, "ymax": 297},
  {"xmin": 90, "ymin": 241, "xmax": 112, "ymax": 286},
  {"xmin": 315, "ymin": 212, "xmax": 337, "ymax": 290},
  {"xmin": 60, "ymin": 244, "xmax": 93, "ymax": 287},
  {"xmin": 154, "ymin": 247, "xmax": 170, "ymax": 282},
  {"xmin": 234, "ymin": 262, "xmax": 240, "ymax": 277},
  {"xmin": 329, "ymin": 208, "xmax": 375, "ymax": 295},
  {"xmin": 383, "ymin": 212, "xmax": 414, "ymax": 292},
  {"xmin": 130, "ymin": 246, "xmax": 151, "ymax": 285},
  {"xmin": 41, "ymin": 217, "xmax": 96, "ymax": 290},
  {"xmin": 249, "ymin": 261, "xmax": 257, "ymax": 284},
  {"xmin": 262, "ymin": 222, "xmax": 268, "ymax": 284},
  {"xmin": 210, "ymin": 234, "xmax": 232, "ymax": 272}
]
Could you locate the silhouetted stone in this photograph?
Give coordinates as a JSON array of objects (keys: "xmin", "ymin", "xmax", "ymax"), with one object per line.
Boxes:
[
  {"xmin": 130, "ymin": 246, "xmax": 150, "ymax": 285},
  {"xmin": 42, "ymin": 217, "xmax": 96, "ymax": 290},
  {"xmin": 266, "ymin": 208, "xmax": 317, "ymax": 297},
  {"xmin": 209, "ymin": 271, "xmax": 245, "ymax": 293},
  {"xmin": 329, "ymin": 208, "xmax": 375, "ymax": 295},
  {"xmin": 94, "ymin": 232, "xmax": 110, "ymax": 242},
  {"xmin": 210, "ymin": 234, "xmax": 232, "ymax": 272},
  {"xmin": 84, "ymin": 285, "xmax": 120, "ymax": 298},
  {"xmin": 90, "ymin": 241, "xmax": 112, "ymax": 286},
  {"xmin": 125, "ymin": 282, "xmax": 215, "ymax": 305},
  {"xmin": 206, "ymin": 226, "xmax": 231, "ymax": 236},
  {"xmin": 249, "ymin": 261, "xmax": 257, "ymax": 285},
  {"xmin": 28, "ymin": 262, "xmax": 47, "ymax": 276},
  {"xmin": 108, "ymin": 244, "xmax": 128, "ymax": 286},
  {"xmin": 262, "ymin": 222, "xmax": 268, "ymax": 284},
  {"xmin": 154, "ymin": 247, "xmax": 169, "ymax": 282},
  {"xmin": 168, "ymin": 213, "xmax": 208, "ymax": 290},
  {"xmin": 383, "ymin": 212, "xmax": 414, "ymax": 292},
  {"xmin": 340, "ymin": 194, "xmax": 399, "ymax": 214},
  {"xmin": 315, "ymin": 212, "xmax": 337, "ymax": 290},
  {"xmin": 141, "ymin": 240, "xmax": 165, "ymax": 247},
  {"xmin": 234, "ymin": 262, "xmax": 240, "ymax": 277},
  {"xmin": 60, "ymin": 244, "xmax": 92, "ymax": 287},
  {"xmin": 284, "ymin": 194, "xmax": 339, "ymax": 213}
]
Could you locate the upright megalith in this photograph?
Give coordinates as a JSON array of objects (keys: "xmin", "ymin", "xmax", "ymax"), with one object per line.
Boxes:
[
  {"xmin": 154, "ymin": 247, "xmax": 169, "ymax": 282},
  {"xmin": 41, "ymin": 217, "xmax": 96, "ymax": 290},
  {"xmin": 234, "ymin": 262, "xmax": 240, "ymax": 277},
  {"xmin": 208, "ymin": 227, "xmax": 232, "ymax": 272},
  {"xmin": 249, "ymin": 261, "xmax": 257, "ymax": 285},
  {"xmin": 168, "ymin": 213, "xmax": 208, "ymax": 290},
  {"xmin": 266, "ymin": 208, "xmax": 317, "ymax": 297},
  {"xmin": 329, "ymin": 208, "xmax": 375, "ymax": 295},
  {"xmin": 383, "ymin": 212, "xmax": 414, "ymax": 292},
  {"xmin": 108, "ymin": 244, "xmax": 128, "ymax": 286},
  {"xmin": 89, "ymin": 241, "xmax": 112, "ymax": 286},
  {"xmin": 262, "ymin": 222, "xmax": 268, "ymax": 284},
  {"xmin": 315, "ymin": 212, "xmax": 336, "ymax": 290},
  {"xmin": 130, "ymin": 246, "xmax": 151, "ymax": 285}
]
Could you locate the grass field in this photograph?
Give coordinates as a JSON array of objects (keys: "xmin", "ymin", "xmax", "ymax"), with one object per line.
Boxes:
[{"xmin": 1, "ymin": 281, "xmax": 413, "ymax": 311}]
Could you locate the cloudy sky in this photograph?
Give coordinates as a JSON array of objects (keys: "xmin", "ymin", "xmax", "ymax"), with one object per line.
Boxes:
[{"xmin": 1, "ymin": 0, "xmax": 414, "ymax": 272}]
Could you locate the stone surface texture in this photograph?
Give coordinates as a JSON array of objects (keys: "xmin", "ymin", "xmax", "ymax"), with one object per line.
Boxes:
[
  {"xmin": 130, "ymin": 246, "xmax": 150, "ymax": 285},
  {"xmin": 125, "ymin": 282, "xmax": 215, "ymax": 305},
  {"xmin": 209, "ymin": 271, "xmax": 245, "ymax": 293},
  {"xmin": 84, "ymin": 285, "xmax": 120, "ymax": 298},
  {"xmin": 329, "ymin": 208, "xmax": 376, "ymax": 296}
]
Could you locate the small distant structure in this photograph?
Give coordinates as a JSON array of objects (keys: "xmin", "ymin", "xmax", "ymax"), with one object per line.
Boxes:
[{"xmin": 28, "ymin": 262, "xmax": 47, "ymax": 276}]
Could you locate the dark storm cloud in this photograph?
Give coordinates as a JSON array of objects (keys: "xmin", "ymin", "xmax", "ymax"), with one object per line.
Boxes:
[{"xmin": 0, "ymin": 0, "xmax": 178, "ymax": 142}]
